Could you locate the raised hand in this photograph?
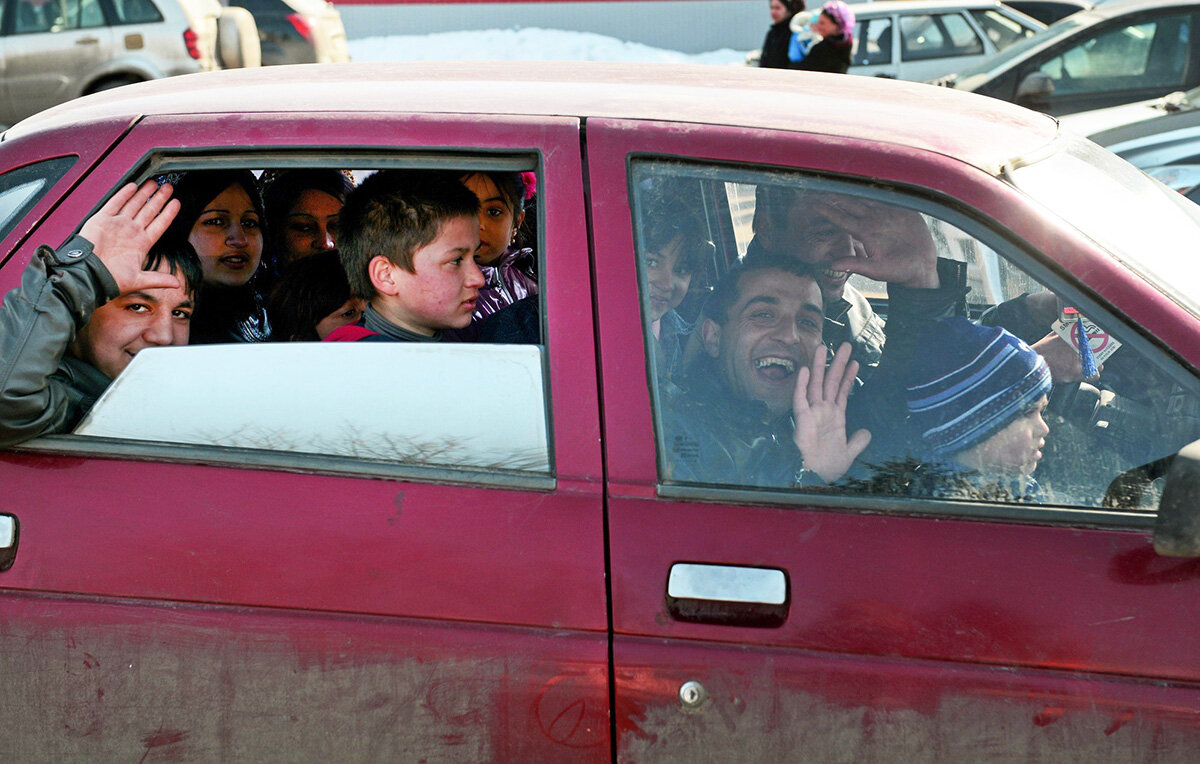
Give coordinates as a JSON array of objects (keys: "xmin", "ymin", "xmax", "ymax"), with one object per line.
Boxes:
[
  {"xmin": 792, "ymin": 342, "xmax": 872, "ymax": 483},
  {"xmin": 812, "ymin": 195, "xmax": 939, "ymax": 289},
  {"xmin": 79, "ymin": 180, "xmax": 181, "ymax": 293}
]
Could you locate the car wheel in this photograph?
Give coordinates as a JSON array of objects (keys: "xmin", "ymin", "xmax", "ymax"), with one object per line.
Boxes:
[{"xmin": 87, "ymin": 77, "xmax": 141, "ymax": 94}]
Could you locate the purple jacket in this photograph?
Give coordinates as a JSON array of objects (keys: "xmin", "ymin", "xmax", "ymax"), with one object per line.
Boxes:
[{"xmin": 475, "ymin": 246, "xmax": 537, "ymax": 321}]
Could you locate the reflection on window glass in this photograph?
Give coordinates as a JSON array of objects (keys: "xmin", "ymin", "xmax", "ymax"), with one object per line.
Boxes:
[
  {"xmin": 634, "ymin": 160, "xmax": 1200, "ymax": 514},
  {"xmin": 1039, "ymin": 17, "xmax": 1191, "ymax": 94},
  {"xmin": 969, "ymin": 9, "xmax": 1037, "ymax": 50}
]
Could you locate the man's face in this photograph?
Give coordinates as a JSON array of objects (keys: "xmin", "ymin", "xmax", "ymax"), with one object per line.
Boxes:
[
  {"xmin": 761, "ymin": 190, "xmax": 857, "ymax": 304},
  {"xmin": 702, "ymin": 269, "xmax": 824, "ymax": 417},
  {"xmin": 376, "ymin": 215, "xmax": 483, "ymax": 336},
  {"xmin": 70, "ymin": 264, "xmax": 193, "ymax": 380}
]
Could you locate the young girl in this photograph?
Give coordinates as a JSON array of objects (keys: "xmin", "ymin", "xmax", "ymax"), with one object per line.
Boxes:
[
  {"xmin": 267, "ymin": 249, "xmax": 365, "ymax": 342},
  {"xmin": 905, "ymin": 317, "xmax": 1053, "ymax": 502},
  {"xmin": 164, "ymin": 170, "xmax": 272, "ymax": 344},
  {"xmin": 459, "ymin": 170, "xmax": 537, "ymax": 321},
  {"xmin": 793, "ymin": 1, "xmax": 855, "ymax": 74}
]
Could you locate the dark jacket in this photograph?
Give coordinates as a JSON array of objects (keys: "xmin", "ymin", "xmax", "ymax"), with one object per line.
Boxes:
[
  {"xmin": 760, "ymin": 18, "xmax": 797, "ymax": 69},
  {"xmin": 794, "ymin": 34, "xmax": 852, "ymax": 74},
  {"xmin": 0, "ymin": 236, "xmax": 117, "ymax": 447},
  {"xmin": 189, "ymin": 284, "xmax": 271, "ymax": 344}
]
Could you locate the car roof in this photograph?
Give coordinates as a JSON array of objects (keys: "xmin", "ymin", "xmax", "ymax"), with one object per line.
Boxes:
[
  {"xmin": 4, "ymin": 61, "xmax": 1058, "ymax": 176},
  {"xmin": 850, "ymin": 0, "xmax": 1016, "ymax": 13},
  {"xmin": 1066, "ymin": 0, "xmax": 1200, "ymax": 19}
]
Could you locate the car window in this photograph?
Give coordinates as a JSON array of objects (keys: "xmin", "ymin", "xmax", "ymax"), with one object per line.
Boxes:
[
  {"xmin": 970, "ymin": 9, "xmax": 1039, "ymax": 50},
  {"xmin": 13, "ymin": 0, "xmax": 103, "ymax": 33},
  {"xmin": 0, "ymin": 157, "xmax": 75, "ymax": 246},
  {"xmin": 1036, "ymin": 15, "xmax": 1192, "ymax": 95},
  {"xmin": 901, "ymin": 13, "xmax": 984, "ymax": 61},
  {"xmin": 853, "ymin": 18, "xmax": 894, "ymax": 66},
  {"xmin": 633, "ymin": 159, "xmax": 1200, "ymax": 517},
  {"xmin": 109, "ymin": 0, "xmax": 163, "ymax": 24}
]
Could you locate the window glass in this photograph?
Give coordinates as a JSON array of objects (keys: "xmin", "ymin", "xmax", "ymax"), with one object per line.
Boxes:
[
  {"xmin": 853, "ymin": 18, "xmax": 894, "ymax": 66},
  {"xmin": 110, "ymin": 0, "xmax": 163, "ymax": 24},
  {"xmin": 13, "ymin": 0, "xmax": 101, "ymax": 32},
  {"xmin": 970, "ymin": 9, "xmax": 1038, "ymax": 51},
  {"xmin": 901, "ymin": 13, "xmax": 983, "ymax": 61},
  {"xmin": 634, "ymin": 159, "xmax": 1200, "ymax": 515},
  {"xmin": 0, "ymin": 157, "xmax": 75, "ymax": 242},
  {"xmin": 1037, "ymin": 16, "xmax": 1191, "ymax": 95}
]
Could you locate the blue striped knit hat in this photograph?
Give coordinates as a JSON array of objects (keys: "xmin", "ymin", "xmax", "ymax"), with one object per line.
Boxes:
[{"xmin": 906, "ymin": 317, "xmax": 1052, "ymax": 458}]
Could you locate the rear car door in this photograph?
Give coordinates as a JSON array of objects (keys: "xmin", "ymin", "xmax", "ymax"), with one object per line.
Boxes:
[
  {"xmin": 0, "ymin": 112, "xmax": 610, "ymax": 759},
  {"xmin": 587, "ymin": 118, "xmax": 1200, "ymax": 760}
]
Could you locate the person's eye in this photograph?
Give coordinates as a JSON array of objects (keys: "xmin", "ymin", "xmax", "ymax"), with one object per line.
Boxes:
[
  {"xmin": 126, "ymin": 303, "xmax": 150, "ymax": 313},
  {"xmin": 645, "ymin": 256, "xmax": 660, "ymax": 269},
  {"xmin": 486, "ymin": 206, "xmax": 506, "ymax": 219},
  {"xmin": 340, "ymin": 306, "xmax": 359, "ymax": 319},
  {"xmin": 203, "ymin": 216, "xmax": 227, "ymax": 227},
  {"xmin": 674, "ymin": 262, "xmax": 693, "ymax": 277},
  {"xmin": 243, "ymin": 217, "xmax": 260, "ymax": 230},
  {"xmin": 288, "ymin": 223, "xmax": 315, "ymax": 234},
  {"xmin": 173, "ymin": 309, "xmax": 192, "ymax": 321},
  {"xmin": 799, "ymin": 317, "xmax": 820, "ymax": 330},
  {"xmin": 750, "ymin": 310, "xmax": 775, "ymax": 322}
]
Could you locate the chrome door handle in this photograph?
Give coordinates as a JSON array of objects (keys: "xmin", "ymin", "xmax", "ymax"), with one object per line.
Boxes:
[
  {"xmin": 0, "ymin": 513, "xmax": 18, "ymax": 572},
  {"xmin": 666, "ymin": 562, "xmax": 789, "ymax": 628},
  {"xmin": 75, "ymin": 37, "xmax": 100, "ymax": 45}
]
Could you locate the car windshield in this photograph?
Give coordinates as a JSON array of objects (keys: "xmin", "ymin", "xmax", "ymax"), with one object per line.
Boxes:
[
  {"xmin": 952, "ymin": 14, "xmax": 1088, "ymax": 83},
  {"xmin": 1010, "ymin": 132, "xmax": 1200, "ymax": 317}
]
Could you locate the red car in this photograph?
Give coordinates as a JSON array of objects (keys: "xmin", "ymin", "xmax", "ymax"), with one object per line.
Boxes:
[{"xmin": 1, "ymin": 62, "xmax": 1199, "ymax": 759}]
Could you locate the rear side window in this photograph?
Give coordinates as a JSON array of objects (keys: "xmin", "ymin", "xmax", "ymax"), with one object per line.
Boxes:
[
  {"xmin": 0, "ymin": 157, "xmax": 75, "ymax": 247},
  {"xmin": 970, "ymin": 9, "xmax": 1038, "ymax": 50},
  {"xmin": 901, "ymin": 13, "xmax": 985, "ymax": 61},
  {"xmin": 109, "ymin": 0, "xmax": 163, "ymax": 24},
  {"xmin": 1037, "ymin": 15, "xmax": 1192, "ymax": 95},
  {"xmin": 13, "ymin": 0, "xmax": 105, "ymax": 33},
  {"xmin": 853, "ymin": 17, "xmax": 894, "ymax": 66}
]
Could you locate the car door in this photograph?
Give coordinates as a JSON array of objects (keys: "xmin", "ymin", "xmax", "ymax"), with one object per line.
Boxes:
[
  {"xmin": 587, "ymin": 118, "xmax": 1200, "ymax": 760},
  {"xmin": 1019, "ymin": 10, "xmax": 1200, "ymax": 115},
  {"xmin": 0, "ymin": 0, "xmax": 114, "ymax": 123},
  {"xmin": 0, "ymin": 112, "xmax": 610, "ymax": 759}
]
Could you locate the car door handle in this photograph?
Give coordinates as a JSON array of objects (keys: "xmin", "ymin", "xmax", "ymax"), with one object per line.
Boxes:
[
  {"xmin": 75, "ymin": 37, "xmax": 100, "ymax": 45},
  {"xmin": 666, "ymin": 562, "xmax": 789, "ymax": 628},
  {"xmin": 0, "ymin": 514, "xmax": 18, "ymax": 572}
]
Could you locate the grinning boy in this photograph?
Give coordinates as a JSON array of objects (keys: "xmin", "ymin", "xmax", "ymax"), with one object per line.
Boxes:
[
  {"xmin": 328, "ymin": 170, "xmax": 483, "ymax": 342},
  {"xmin": 0, "ymin": 180, "xmax": 201, "ymax": 447}
]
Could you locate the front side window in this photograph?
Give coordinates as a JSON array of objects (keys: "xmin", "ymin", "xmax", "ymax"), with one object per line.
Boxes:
[
  {"xmin": 633, "ymin": 160, "xmax": 1200, "ymax": 516},
  {"xmin": 853, "ymin": 18, "xmax": 895, "ymax": 66},
  {"xmin": 1037, "ymin": 15, "xmax": 1192, "ymax": 95},
  {"xmin": 109, "ymin": 0, "xmax": 162, "ymax": 24},
  {"xmin": 901, "ymin": 13, "xmax": 984, "ymax": 61},
  {"xmin": 970, "ymin": 9, "xmax": 1039, "ymax": 51}
]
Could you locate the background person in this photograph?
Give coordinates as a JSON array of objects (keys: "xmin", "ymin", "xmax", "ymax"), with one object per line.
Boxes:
[
  {"xmin": 261, "ymin": 168, "xmax": 355, "ymax": 270},
  {"xmin": 793, "ymin": 1, "xmax": 855, "ymax": 73},
  {"xmin": 267, "ymin": 250, "xmax": 364, "ymax": 342},
  {"xmin": 759, "ymin": 0, "xmax": 806, "ymax": 69}
]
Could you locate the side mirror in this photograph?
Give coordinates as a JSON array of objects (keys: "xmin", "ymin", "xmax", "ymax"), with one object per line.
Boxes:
[
  {"xmin": 1016, "ymin": 72, "xmax": 1054, "ymax": 107},
  {"xmin": 1154, "ymin": 439, "xmax": 1200, "ymax": 557}
]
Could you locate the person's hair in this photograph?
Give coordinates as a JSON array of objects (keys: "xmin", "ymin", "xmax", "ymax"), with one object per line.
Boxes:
[
  {"xmin": 260, "ymin": 168, "xmax": 355, "ymax": 266},
  {"xmin": 162, "ymin": 169, "xmax": 266, "ymax": 254},
  {"xmin": 784, "ymin": 0, "xmax": 806, "ymax": 14},
  {"xmin": 338, "ymin": 169, "xmax": 479, "ymax": 300},
  {"xmin": 266, "ymin": 249, "xmax": 353, "ymax": 341},
  {"xmin": 143, "ymin": 241, "xmax": 204, "ymax": 297},
  {"xmin": 704, "ymin": 251, "xmax": 819, "ymax": 325},
  {"xmin": 641, "ymin": 195, "xmax": 714, "ymax": 288}
]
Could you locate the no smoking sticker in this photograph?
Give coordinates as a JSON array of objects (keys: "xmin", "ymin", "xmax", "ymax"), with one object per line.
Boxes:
[{"xmin": 1050, "ymin": 314, "xmax": 1122, "ymax": 365}]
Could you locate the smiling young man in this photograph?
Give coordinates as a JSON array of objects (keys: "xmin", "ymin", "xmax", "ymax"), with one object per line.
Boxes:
[
  {"xmin": 0, "ymin": 180, "xmax": 200, "ymax": 447},
  {"xmin": 328, "ymin": 170, "xmax": 484, "ymax": 342}
]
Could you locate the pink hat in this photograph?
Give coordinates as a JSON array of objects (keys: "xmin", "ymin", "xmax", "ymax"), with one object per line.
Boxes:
[{"xmin": 821, "ymin": 1, "xmax": 855, "ymax": 43}]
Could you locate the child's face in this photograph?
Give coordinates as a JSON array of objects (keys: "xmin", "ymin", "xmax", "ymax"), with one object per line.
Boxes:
[
  {"xmin": 379, "ymin": 215, "xmax": 483, "ymax": 336},
  {"xmin": 315, "ymin": 297, "xmax": 365, "ymax": 340},
  {"xmin": 814, "ymin": 12, "xmax": 840, "ymax": 37},
  {"xmin": 462, "ymin": 173, "xmax": 522, "ymax": 266},
  {"xmin": 959, "ymin": 395, "xmax": 1051, "ymax": 478},
  {"xmin": 643, "ymin": 233, "xmax": 694, "ymax": 324}
]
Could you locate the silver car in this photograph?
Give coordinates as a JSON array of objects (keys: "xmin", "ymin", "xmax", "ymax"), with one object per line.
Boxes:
[{"xmin": 845, "ymin": 0, "xmax": 1045, "ymax": 80}]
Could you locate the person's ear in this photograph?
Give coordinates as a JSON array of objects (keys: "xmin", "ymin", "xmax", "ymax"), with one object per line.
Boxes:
[
  {"xmin": 512, "ymin": 210, "xmax": 526, "ymax": 243},
  {"xmin": 699, "ymin": 318, "xmax": 722, "ymax": 358},
  {"xmin": 368, "ymin": 255, "xmax": 400, "ymax": 297}
]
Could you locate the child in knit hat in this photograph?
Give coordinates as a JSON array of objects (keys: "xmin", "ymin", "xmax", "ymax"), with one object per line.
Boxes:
[{"xmin": 905, "ymin": 317, "xmax": 1053, "ymax": 501}]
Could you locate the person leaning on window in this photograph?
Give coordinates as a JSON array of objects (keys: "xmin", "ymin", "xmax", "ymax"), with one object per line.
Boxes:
[{"xmin": 0, "ymin": 180, "xmax": 200, "ymax": 447}]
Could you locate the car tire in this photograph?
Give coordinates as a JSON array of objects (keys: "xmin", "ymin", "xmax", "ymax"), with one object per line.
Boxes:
[
  {"xmin": 87, "ymin": 76, "xmax": 142, "ymax": 94},
  {"xmin": 217, "ymin": 7, "xmax": 262, "ymax": 69}
]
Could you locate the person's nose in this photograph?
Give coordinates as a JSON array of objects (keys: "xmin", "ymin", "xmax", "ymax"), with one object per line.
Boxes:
[
  {"xmin": 227, "ymin": 223, "xmax": 248, "ymax": 247},
  {"xmin": 465, "ymin": 259, "xmax": 485, "ymax": 289},
  {"xmin": 143, "ymin": 312, "xmax": 174, "ymax": 346},
  {"xmin": 647, "ymin": 265, "xmax": 671, "ymax": 292},
  {"xmin": 318, "ymin": 223, "xmax": 335, "ymax": 252},
  {"xmin": 1034, "ymin": 413, "xmax": 1050, "ymax": 438}
]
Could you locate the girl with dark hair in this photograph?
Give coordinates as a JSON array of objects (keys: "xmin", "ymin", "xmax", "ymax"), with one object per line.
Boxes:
[
  {"xmin": 267, "ymin": 249, "xmax": 364, "ymax": 342},
  {"xmin": 260, "ymin": 168, "xmax": 355, "ymax": 269},
  {"xmin": 163, "ymin": 169, "xmax": 272, "ymax": 344},
  {"xmin": 759, "ymin": 0, "xmax": 805, "ymax": 69},
  {"xmin": 459, "ymin": 170, "xmax": 538, "ymax": 322}
]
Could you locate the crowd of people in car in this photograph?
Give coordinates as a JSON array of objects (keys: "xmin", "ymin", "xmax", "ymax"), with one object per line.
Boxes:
[{"xmin": 0, "ymin": 165, "xmax": 1182, "ymax": 508}]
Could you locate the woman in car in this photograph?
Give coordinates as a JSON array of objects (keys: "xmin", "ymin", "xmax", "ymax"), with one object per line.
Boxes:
[
  {"xmin": 260, "ymin": 168, "xmax": 355, "ymax": 271},
  {"xmin": 163, "ymin": 169, "xmax": 272, "ymax": 343}
]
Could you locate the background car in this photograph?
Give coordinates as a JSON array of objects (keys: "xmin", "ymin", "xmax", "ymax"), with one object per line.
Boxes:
[
  {"xmin": 1006, "ymin": 0, "xmax": 1095, "ymax": 23},
  {"xmin": 0, "ymin": 0, "xmax": 259, "ymax": 129},
  {"xmin": 846, "ymin": 0, "xmax": 1045, "ymax": 80},
  {"xmin": 937, "ymin": 0, "xmax": 1200, "ymax": 115},
  {"xmin": 1, "ymin": 63, "xmax": 1199, "ymax": 758},
  {"xmin": 227, "ymin": 0, "xmax": 349, "ymax": 65}
]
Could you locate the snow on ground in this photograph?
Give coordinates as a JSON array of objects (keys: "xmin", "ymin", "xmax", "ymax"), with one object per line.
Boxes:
[{"xmin": 348, "ymin": 28, "xmax": 749, "ymax": 66}]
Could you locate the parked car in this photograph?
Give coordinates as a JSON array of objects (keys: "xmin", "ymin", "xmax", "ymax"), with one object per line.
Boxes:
[
  {"xmin": 845, "ymin": 0, "xmax": 1045, "ymax": 79},
  {"xmin": 936, "ymin": 0, "xmax": 1200, "ymax": 115},
  {"xmin": 0, "ymin": 0, "xmax": 259, "ymax": 128},
  {"xmin": 1, "ymin": 62, "xmax": 1200, "ymax": 759},
  {"xmin": 1005, "ymin": 0, "xmax": 1094, "ymax": 24},
  {"xmin": 227, "ymin": 0, "xmax": 349, "ymax": 65}
]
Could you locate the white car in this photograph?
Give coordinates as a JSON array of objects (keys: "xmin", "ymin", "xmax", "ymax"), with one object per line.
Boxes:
[{"xmin": 841, "ymin": 0, "xmax": 1045, "ymax": 80}]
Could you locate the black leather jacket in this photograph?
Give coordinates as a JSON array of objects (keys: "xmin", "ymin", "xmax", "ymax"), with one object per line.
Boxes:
[{"xmin": 0, "ymin": 236, "xmax": 116, "ymax": 447}]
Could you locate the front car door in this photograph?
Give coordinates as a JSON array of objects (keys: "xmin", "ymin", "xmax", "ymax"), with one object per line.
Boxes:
[
  {"xmin": 0, "ymin": 112, "xmax": 610, "ymax": 759},
  {"xmin": 587, "ymin": 118, "xmax": 1200, "ymax": 760}
]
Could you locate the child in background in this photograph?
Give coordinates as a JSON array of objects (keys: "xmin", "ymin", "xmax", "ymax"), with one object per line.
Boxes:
[
  {"xmin": 905, "ymin": 317, "xmax": 1053, "ymax": 502},
  {"xmin": 793, "ymin": 1, "xmax": 855, "ymax": 74},
  {"xmin": 459, "ymin": 170, "xmax": 537, "ymax": 322},
  {"xmin": 267, "ymin": 250, "xmax": 364, "ymax": 341}
]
